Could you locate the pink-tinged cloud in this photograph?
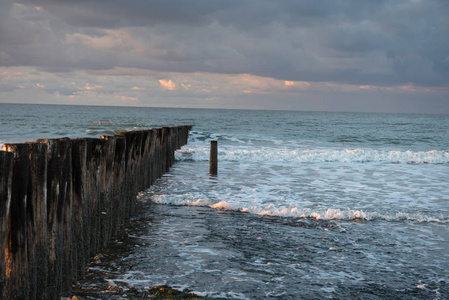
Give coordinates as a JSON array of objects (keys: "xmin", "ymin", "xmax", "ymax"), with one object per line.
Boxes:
[
  {"xmin": 357, "ymin": 83, "xmax": 449, "ymax": 92},
  {"xmin": 398, "ymin": 84, "xmax": 449, "ymax": 92},
  {"xmin": 228, "ymin": 74, "xmax": 311, "ymax": 94},
  {"xmin": 159, "ymin": 79, "xmax": 177, "ymax": 90},
  {"xmin": 284, "ymin": 81, "xmax": 310, "ymax": 88},
  {"xmin": 66, "ymin": 31, "xmax": 127, "ymax": 52},
  {"xmin": 359, "ymin": 85, "xmax": 373, "ymax": 90},
  {"xmin": 120, "ymin": 96, "xmax": 138, "ymax": 101},
  {"xmin": 78, "ymin": 84, "xmax": 103, "ymax": 90}
]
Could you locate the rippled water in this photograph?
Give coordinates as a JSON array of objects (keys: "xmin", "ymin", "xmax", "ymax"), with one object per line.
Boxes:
[
  {"xmin": 74, "ymin": 202, "xmax": 449, "ymax": 299},
  {"xmin": 1, "ymin": 103, "xmax": 448, "ymax": 299}
]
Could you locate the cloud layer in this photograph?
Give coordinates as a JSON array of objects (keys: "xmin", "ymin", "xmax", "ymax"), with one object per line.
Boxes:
[{"xmin": 0, "ymin": 0, "xmax": 448, "ymax": 112}]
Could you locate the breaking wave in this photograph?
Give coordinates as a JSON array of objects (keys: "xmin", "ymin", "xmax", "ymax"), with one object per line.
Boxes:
[
  {"xmin": 139, "ymin": 193, "xmax": 448, "ymax": 223},
  {"xmin": 176, "ymin": 148, "xmax": 449, "ymax": 164}
]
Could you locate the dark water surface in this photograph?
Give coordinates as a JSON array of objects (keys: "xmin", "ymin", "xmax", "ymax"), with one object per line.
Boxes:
[{"xmin": 74, "ymin": 199, "xmax": 449, "ymax": 299}]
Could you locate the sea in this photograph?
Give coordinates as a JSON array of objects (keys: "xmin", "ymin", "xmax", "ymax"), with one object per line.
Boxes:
[{"xmin": 1, "ymin": 103, "xmax": 448, "ymax": 299}]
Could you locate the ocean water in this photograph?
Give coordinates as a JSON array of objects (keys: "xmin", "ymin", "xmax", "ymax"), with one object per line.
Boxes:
[{"xmin": 1, "ymin": 103, "xmax": 448, "ymax": 299}]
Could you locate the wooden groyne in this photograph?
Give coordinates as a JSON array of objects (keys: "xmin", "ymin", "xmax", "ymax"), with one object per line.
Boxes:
[{"xmin": 0, "ymin": 126, "xmax": 192, "ymax": 299}]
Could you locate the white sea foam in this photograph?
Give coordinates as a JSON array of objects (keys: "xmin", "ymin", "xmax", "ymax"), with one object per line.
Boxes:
[
  {"xmin": 145, "ymin": 194, "xmax": 448, "ymax": 223},
  {"xmin": 176, "ymin": 147, "xmax": 449, "ymax": 164},
  {"xmin": 146, "ymin": 144, "xmax": 449, "ymax": 224}
]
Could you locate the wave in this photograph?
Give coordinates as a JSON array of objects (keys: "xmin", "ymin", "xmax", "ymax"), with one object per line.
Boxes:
[
  {"xmin": 176, "ymin": 147, "xmax": 449, "ymax": 164},
  {"xmin": 138, "ymin": 193, "xmax": 447, "ymax": 223}
]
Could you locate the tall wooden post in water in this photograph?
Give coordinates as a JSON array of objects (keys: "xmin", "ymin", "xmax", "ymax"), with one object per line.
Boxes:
[{"xmin": 210, "ymin": 141, "xmax": 218, "ymax": 175}]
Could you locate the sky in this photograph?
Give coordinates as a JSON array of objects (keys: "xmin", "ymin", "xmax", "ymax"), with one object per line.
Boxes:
[{"xmin": 0, "ymin": 0, "xmax": 448, "ymax": 113}]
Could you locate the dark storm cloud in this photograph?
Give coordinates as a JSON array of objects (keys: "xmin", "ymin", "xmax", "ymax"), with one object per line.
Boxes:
[
  {"xmin": 11, "ymin": 0, "xmax": 386, "ymax": 29},
  {"xmin": 2, "ymin": 0, "xmax": 449, "ymax": 87},
  {"xmin": 14, "ymin": 0, "xmax": 233, "ymax": 27}
]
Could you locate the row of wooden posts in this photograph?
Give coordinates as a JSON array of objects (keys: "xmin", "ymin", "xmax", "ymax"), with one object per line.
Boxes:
[{"xmin": 0, "ymin": 126, "xmax": 192, "ymax": 300}]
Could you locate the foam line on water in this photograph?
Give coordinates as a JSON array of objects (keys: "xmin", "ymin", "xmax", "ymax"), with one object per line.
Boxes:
[
  {"xmin": 138, "ymin": 193, "xmax": 448, "ymax": 223},
  {"xmin": 176, "ymin": 147, "xmax": 449, "ymax": 164}
]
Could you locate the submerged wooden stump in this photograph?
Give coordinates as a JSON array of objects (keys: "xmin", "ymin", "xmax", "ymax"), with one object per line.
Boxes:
[{"xmin": 210, "ymin": 141, "xmax": 218, "ymax": 175}]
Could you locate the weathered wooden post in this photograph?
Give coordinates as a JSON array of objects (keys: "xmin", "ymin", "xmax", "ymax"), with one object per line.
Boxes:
[
  {"xmin": 210, "ymin": 140, "xmax": 218, "ymax": 175},
  {"xmin": 120, "ymin": 131, "xmax": 137, "ymax": 219},
  {"xmin": 0, "ymin": 151, "xmax": 13, "ymax": 300},
  {"xmin": 161, "ymin": 127, "xmax": 168, "ymax": 173},
  {"xmin": 148, "ymin": 129, "xmax": 159, "ymax": 187},
  {"xmin": 86, "ymin": 138, "xmax": 104, "ymax": 257},
  {"xmin": 2, "ymin": 144, "xmax": 30, "ymax": 299},
  {"xmin": 40, "ymin": 138, "xmax": 73, "ymax": 298},
  {"xmin": 134, "ymin": 131, "xmax": 144, "ymax": 192},
  {"xmin": 98, "ymin": 135, "xmax": 117, "ymax": 248},
  {"xmin": 153, "ymin": 129, "xmax": 164, "ymax": 180},
  {"xmin": 110, "ymin": 135, "xmax": 126, "ymax": 234},
  {"xmin": 27, "ymin": 142, "xmax": 49, "ymax": 300},
  {"xmin": 71, "ymin": 138, "xmax": 89, "ymax": 280}
]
